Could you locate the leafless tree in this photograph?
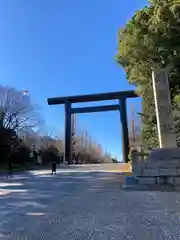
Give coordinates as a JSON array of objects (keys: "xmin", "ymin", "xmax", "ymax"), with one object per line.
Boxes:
[{"xmin": 0, "ymin": 85, "xmax": 42, "ymax": 133}]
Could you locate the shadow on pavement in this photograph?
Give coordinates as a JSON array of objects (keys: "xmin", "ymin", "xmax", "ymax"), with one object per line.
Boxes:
[
  {"xmin": 0, "ymin": 170, "xmax": 122, "ymax": 238},
  {"xmin": 0, "ymin": 169, "xmax": 180, "ymax": 239}
]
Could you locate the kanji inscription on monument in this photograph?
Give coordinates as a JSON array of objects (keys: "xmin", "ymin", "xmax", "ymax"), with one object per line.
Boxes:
[{"xmin": 152, "ymin": 70, "xmax": 177, "ymax": 148}]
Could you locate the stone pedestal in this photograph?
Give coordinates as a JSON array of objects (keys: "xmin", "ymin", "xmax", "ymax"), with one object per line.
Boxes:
[{"xmin": 131, "ymin": 148, "xmax": 180, "ymax": 186}]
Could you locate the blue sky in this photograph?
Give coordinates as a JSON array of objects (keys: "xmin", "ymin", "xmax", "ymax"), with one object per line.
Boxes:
[{"xmin": 0, "ymin": 0, "xmax": 147, "ymax": 160}]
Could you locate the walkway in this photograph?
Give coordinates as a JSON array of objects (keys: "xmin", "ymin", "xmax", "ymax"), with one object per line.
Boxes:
[{"xmin": 0, "ymin": 167, "xmax": 180, "ymax": 239}]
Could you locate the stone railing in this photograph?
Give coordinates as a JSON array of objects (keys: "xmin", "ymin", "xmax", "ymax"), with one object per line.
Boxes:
[
  {"xmin": 131, "ymin": 150, "xmax": 149, "ymax": 175},
  {"xmin": 132, "ymin": 151, "xmax": 149, "ymax": 162}
]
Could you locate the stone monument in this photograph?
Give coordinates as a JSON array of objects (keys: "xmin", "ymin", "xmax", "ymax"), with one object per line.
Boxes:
[
  {"xmin": 152, "ymin": 70, "xmax": 177, "ymax": 148},
  {"xmin": 124, "ymin": 70, "xmax": 180, "ymax": 188}
]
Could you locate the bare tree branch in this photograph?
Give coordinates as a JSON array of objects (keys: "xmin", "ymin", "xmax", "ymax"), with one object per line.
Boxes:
[{"xmin": 0, "ymin": 85, "xmax": 42, "ymax": 132}]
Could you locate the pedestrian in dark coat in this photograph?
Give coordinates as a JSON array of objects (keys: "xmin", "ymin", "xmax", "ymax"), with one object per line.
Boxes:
[
  {"xmin": 7, "ymin": 161, "xmax": 13, "ymax": 178},
  {"xmin": 52, "ymin": 161, "xmax": 56, "ymax": 175}
]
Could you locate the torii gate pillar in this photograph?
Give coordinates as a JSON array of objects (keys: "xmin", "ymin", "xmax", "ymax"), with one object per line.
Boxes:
[
  {"xmin": 64, "ymin": 101, "xmax": 72, "ymax": 164},
  {"xmin": 119, "ymin": 98, "xmax": 129, "ymax": 163}
]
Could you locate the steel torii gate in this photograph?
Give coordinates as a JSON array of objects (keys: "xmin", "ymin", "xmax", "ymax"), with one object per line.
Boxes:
[{"xmin": 47, "ymin": 90, "xmax": 138, "ymax": 164}]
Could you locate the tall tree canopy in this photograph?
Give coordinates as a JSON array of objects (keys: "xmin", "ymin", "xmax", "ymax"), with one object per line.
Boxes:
[{"xmin": 116, "ymin": 0, "xmax": 180, "ymax": 148}]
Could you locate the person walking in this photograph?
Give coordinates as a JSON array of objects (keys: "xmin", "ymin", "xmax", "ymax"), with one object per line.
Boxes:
[
  {"xmin": 52, "ymin": 161, "xmax": 56, "ymax": 175},
  {"xmin": 7, "ymin": 161, "xmax": 13, "ymax": 178}
]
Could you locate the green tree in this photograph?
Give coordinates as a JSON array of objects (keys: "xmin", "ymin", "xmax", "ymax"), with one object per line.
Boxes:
[{"xmin": 116, "ymin": 0, "xmax": 180, "ymax": 148}]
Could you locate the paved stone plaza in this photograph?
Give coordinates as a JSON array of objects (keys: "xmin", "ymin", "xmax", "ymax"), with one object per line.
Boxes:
[{"xmin": 0, "ymin": 168, "xmax": 180, "ymax": 239}]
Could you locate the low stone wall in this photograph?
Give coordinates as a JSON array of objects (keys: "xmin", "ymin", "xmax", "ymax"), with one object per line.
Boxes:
[{"xmin": 131, "ymin": 148, "xmax": 180, "ymax": 186}]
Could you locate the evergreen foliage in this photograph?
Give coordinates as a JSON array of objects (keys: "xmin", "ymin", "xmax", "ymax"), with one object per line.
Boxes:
[{"xmin": 116, "ymin": 0, "xmax": 180, "ymax": 148}]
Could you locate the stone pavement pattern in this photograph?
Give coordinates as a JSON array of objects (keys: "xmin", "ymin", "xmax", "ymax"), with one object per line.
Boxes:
[{"xmin": 0, "ymin": 167, "xmax": 180, "ymax": 239}]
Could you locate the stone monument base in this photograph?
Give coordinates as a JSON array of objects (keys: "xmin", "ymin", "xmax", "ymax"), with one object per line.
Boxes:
[{"xmin": 124, "ymin": 148, "xmax": 180, "ymax": 189}]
